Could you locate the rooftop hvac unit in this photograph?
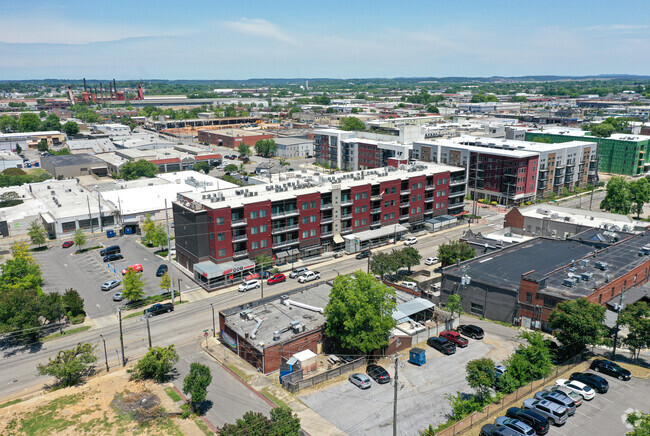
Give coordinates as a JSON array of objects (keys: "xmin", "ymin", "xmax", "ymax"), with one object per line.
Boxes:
[
  {"xmin": 563, "ymin": 277, "xmax": 577, "ymax": 287},
  {"xmin": 289, "ymin": 320, "xmax": 300, "ymax": 328},
  {"xmin": 273, "ymin": 331, "xmax": 281, "ymax": 341},
  {"xmin": 292, "ymin": 323, "xmax": 306, "ymax": 334},
  {"xmin": 581, "ymin": 272, "xmax": 593, "ymax": 281},
  {"xmin": 594, "ymin": 261, "xmax": 608, "ymax": 271},
  {"xmin": 240, "ymin": 309, "xmax": 253, "ymax": 319},
  {"xmin": 581, "ymin": 259, "xmax": 590, "ymax": 267}
]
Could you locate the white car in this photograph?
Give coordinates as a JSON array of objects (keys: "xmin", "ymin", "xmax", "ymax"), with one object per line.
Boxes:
[
  {"xmin": 238, "ymin": 280, "xmax": 260, "ymax": 292},
  {"xmin": 424, "ymin": 257, "xmax": 438, "ymax": 265},
  {"xmin": 555, "ymin": 378, "xmax": 595, "ymax": 400},
  {"xmin": 401, "ymin": 281, "xmax": 418, "ymax": 290},
  {"xmin": 298, "ymin": 271, "xmax": 321, "ymax": 283},
  {"xmin": 169, "ymin": 247, "xmax": 176, "ymax": 256},
  {"xmin": 404, "ymin": 237, "xmax": 418, "ymax": 246}
]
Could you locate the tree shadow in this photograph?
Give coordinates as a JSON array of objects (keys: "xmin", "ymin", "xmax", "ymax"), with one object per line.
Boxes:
[
  {"xmin": 0, "ymin": 336, "xmax": 44, "ymax": 357},
  {"xmin": 196, "ymin": 399, "xmax": 213, "ymax": 416}
]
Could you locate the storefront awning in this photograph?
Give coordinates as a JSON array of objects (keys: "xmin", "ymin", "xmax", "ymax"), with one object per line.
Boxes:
[
  {"xmin": 287, "ymin": 248, "xmax": 300, "ymax": 256},
  {"xmin": 343, "ymin": 224, "xmax": 408, "ymax": 243},
  {"xmin": 333, "ymin": 233, "xmax": 345, "ymax": 244},
  {"xmin": 275, "ymin": 251, "xmax": 289, "ymax": 259},
  {"xmin": 194, "ymin": 259, "xmax": 255, "ymax": 280}
]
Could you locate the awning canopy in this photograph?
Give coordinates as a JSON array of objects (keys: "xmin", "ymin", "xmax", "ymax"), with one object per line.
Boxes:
[
  {"xmin": 287, "ymin": 248, "xmax": 300, "ymax": 256},
  {"xmin": 194, "ymin": 259, "xmax": 255, "ymax": 279},
  {"xmin": 275, "ymin": 251, "xmax": 289, "ymax": 259},
  {"xmin": 392, "ymin": 298, "xmax": 435, "ymax": 321},
  {"xmin": 333, "ymin": 234, "xmax": 345, "ymax": 244},
  {"xmin": 343, "ymin": 224, "xmax": 408, "ymax": 243}
]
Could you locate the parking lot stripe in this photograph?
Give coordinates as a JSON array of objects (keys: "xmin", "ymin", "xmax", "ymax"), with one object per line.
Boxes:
[
  {"xmin": 612, "ymin": 390, "xmax": 625, "ymax": 396},
  {"xmin": 582, "ymin": 401, "xmax": 602, "ymax": 410},
  {"xmin": 599, "ymin": 395, "xmax": 614, "ymax": 403},
  {"xmin": 575, "ymin": 410, "xmax": 590, "ymax": 418}
]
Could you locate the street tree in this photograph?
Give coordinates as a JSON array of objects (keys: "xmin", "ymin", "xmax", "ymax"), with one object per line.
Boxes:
[
  {"xmin": 224, "ymin": 164, "xmax": 238, "ymax": 172},
  {"xmin": 0, "ymin": 242, "xmax": 43, "ymax": 293},
  {"xmin": 130, "ymin": 345, "xmax": 179, "ymax": 382},
  {"xmin": 399, "ymin": 246, "xmax": 421, "ymax": 273},
  {"xmin": 324, "ymin": 271, "xmax": 397, "ymax": 354},
  {"xmin": 438, "ymin": 241, "xmax": 476, "ymax": 267},
  {"xmin": 618, "ymin": 301, "xmax": 650, "ymax": 362},
  {"xmin": 27, "ymin": 219, "xmax": 47, "ymax": 248},
  {"xmin": 62, "ymin": 288, "xmax": 85, "ymax": 318},
  {"xmin": 183, "ymin": 362, "xmax": 212, "ymax": 413},
  {"xmin": 254, "ymin": 254, "xmax": 273, "ymax": 276},
  {"xmin": 62, "ymin": 121, "xmax": 80, "ymax": 136},
  {"xmin": 193, "ymin": 161, "xmax": 210, "ymax": 174},
  {"xmin": 149, "ymin": 224, "xmax": 168, "ymax": 252},
  {"xmin": 219, "ymin": 407, "xmax": 300, "ymax": 436},
  {"xmin": 254, "ymin": 139, "xmax": 276, "ymax": 157},
  {"xmin": 629, "ymin": 177, "xmax": 650, "ymax": 218},
  {"xmin": 339, "ymin": 116, "xmax": 365, "ymax": 131},
  {"xmin": 142, "ymin": 214, "xmax": 156, "ymax": 240},
  {"xmin": 600, "ymin": 176, "xmax": 632, "ymax": 215},
  {"xmin": 73, "ymin": 228, "xmax": 86, "ymax": 251},
  {"xmin": 237, "ymin": 143, "xmax": 251, "ymax": 158},
  {"xmin": 0, "ymin": 288, "xmax": 41, "ymax": 339},
  {"xmin": 122, "ymin": 269, "xmax": 145, "ymax": 301},
  {"xmin": 548, "ymin": 298, "xmax": 608, "ymax": 350},
  {"xmin": 466, "ymin": 358, "xmax": 496, "ymax": 401},
  {"xmin": 37, "ymin": 342, "xmax": 97, "ymax": 387},
  {"xmin": 446, "ymin": 293, "xmax": 463, "ymax": 321},
  {"xmin": 18, "ymin": 113, "xmax": 41, "ymax": 132},
  {"xmin": 160, "ymin": 271, "xmax": 171, "ymax": 293},
  {"xmin": 370, "ymin": 251, "xmax": 397, "ymax": 279},
  {"xmin": 627, "ymin": 411, "xmax": 650, "ymax": 436}
]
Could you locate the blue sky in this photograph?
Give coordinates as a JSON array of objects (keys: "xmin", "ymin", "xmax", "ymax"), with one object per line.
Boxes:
[{"xmin": 1, "ymin": 0, "xmax": 649, "ymax": 80}]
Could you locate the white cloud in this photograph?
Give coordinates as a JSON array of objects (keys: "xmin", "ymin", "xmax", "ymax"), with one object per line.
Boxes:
[
  {"xmin": 579, "ymin": 24, "xmax": 650, "ymax": 33},
  {"xmin": 223, "ymin": 18, "xmax": 298, "ymax": 46}
]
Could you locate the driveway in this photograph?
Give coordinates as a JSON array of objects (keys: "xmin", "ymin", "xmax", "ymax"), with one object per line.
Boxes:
[{"xmin": 172, "ymin": 342, "xmax": 272, "ymax": 429}]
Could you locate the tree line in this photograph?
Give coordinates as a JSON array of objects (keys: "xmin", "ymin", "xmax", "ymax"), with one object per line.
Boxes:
[{"xmin": 600, "ymin": 175, "xmax": 650, "ymax": 217}]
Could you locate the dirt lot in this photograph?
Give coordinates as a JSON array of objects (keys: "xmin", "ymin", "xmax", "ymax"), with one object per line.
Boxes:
[{"xmin": 0, "ymin": 369, "xmax": 207, "ymax": 436}]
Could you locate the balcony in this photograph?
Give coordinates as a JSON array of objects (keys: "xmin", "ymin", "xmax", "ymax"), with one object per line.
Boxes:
[
  {"xmin": 400, "ymin": 189, "xmax": 411, "ymax": 196},
  {"xmin": 449, "ymin": 190, "xmax": 465, "ymax": 197},
  {"xmin": 271, "ymin": 209, "xmax": 299, "ymax": 219},
  {"xmin": 450, "ymin": 178, "xmax": 466, "ymax": 186},
  {"xmin": 371, "ymin": 194, "xmax": 382, "ymax": 201},
  {"xmin": 425, "ymin": 196, "xmax": 434, "ymax": 202},
  {"xmin": 341, "ymin": 228, "xmax": 353, "ymax": 235},
  {"xmin": 371, "ymin": 207, "xmax": 381, "ymax": 213},
  {"xmin": 232, "ymin": 234, "xmax": 247, "ymax": 242},
  {"xmin": 233, "ymin": 249, "xmax": 248, "ymax": 258},
  {"xmin": 400, "ymin": 201, "xmax": 410, "ymax": 208},
  {"xmin": 341, "ymin": 198, "xmax": 353, "ymax": 206},
  {"xmin": 320, "ymin": 203, "xmax": 333, "ymax": 210},
  {"xmin": 399, "ymin": 214, "xmax": 409, "ymax": 220},
  {"xmin": 272, "ymin": 224, "xmax": 299, "ymax": 234},
  {"xmin": 232, "ymin": 218, "xmax": 247, "ymax": 227},
  {"xmin": 341, "ymin": 214, "xmax": 352, "ymax": 220},
  {"xmin": 321, "ymin": 230, "xmax": 333, "ymax": 237},
  {"xmin": 425, "ymin": 184, "xmax": 435, "ymax": 191},
  {"xmin": 273, "ymin": 238, "xmax": 299, "ymax": 249},
  {"xmin": 554, "ymin": 178, "xmax": 564, "ymax": 186},
  {"xmin": 320, "ymin": 215, "xmax": 333, "ymax": 224},
  {"xmin": 538, "ymin": 174, "xmax": 547, "ymax": 181}
]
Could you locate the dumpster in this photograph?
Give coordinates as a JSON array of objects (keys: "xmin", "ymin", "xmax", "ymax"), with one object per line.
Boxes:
[
  {"xmin": 409, "ymin": 347, "xmax": 426, "ymax": 366},
  {"xmin": 106, "ymin": 229, "xmax": 116, "ymax": 238}
]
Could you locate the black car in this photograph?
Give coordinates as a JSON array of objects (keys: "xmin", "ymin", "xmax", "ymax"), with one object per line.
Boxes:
[
  {"xmin": 356, "ymin": 250, "xmax": 371, "ymax": 260},
  {"xmin": 480, "ymin": 424, "xmax": 519, "ymax": 436},
  {"xmin": 156, "ymin": 264, "xmax": 168, "ymax": 277},
  {"xmin": 457, "ymin": 324, "xmax": 485, "ymax": 339},
  {"xmin": 143, "ymin": 303, "xmax": 174, "ymax": 316},
  {"xmin": 590, "ymin": 359, "xmax": 631, "ymax": 381},
  {"xmin": 570, "ymin": 372, "xmax": 609, "ymax": 393},
  {"xmin": 366, "ymin": 364, "xmax": 391, "ymax": 384},
  {"xmin": 103, "ymin": 253, "xmax": 124, "ymax": 262},
  {"xmin": 506, "ymin": 407, "xmax": 549, "ymax": 435},
  {"xmin": 427, "ymin": 336, "xmax": 456, "ymax": 355}
]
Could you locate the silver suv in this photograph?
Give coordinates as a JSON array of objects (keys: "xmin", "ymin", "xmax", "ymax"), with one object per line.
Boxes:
[
  {"xmin": 522, "ymin": 399, "xmax": 568, "ymax": 426},
  {"xmin": 544, "ymin": 385, "xmax": 583, "ymax": 407},
  {"xmin": 534, "ymin": 391, "xmax": 576, "ymax": 416},
  {"xmin": 289, "ymin": 267, "xmax": 308, "ymax": 279}
]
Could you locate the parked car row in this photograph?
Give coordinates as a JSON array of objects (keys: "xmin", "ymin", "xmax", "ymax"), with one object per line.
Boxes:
[
  {"xmin": 349, "ymin": 364, "xmax": 392, "ymax": 389},
  {"xmin": 426, "ymin": 324, "xmax": 485, "ymax": 356},
  {"xmin": 481, "ymin": 359, "xmax": 629, "ymax": 435}
]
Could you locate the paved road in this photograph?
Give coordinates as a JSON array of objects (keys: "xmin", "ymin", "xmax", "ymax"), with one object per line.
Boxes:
[
  {"xmin": 172, "ymin": 342, "xmax": 272, "ymax": 428},
  {"xmin": 0, "ymin": 223, "xmax": 492, "ymax": 401},
  {"xmin": 553, "ymin": 190, "xmax": 606, "ymax": 211}
]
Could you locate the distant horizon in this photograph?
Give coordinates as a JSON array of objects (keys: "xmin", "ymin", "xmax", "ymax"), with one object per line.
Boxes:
[{"xmin": 2, "ymin": 0, "xmax": 649, "ymax": 80}]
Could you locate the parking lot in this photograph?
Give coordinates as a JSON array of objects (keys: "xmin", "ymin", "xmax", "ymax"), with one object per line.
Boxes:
[
  {"xmin": 300, "ymin": 332, "xmax": 519, "ymax": 436},
  {"xmin": 35, "ymin": 234, "xmax": 185, "ymax": 319}
]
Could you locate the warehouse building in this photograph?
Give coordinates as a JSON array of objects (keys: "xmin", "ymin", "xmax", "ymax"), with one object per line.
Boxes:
[
  {"xmin": 198, "ymin": 128, "xmax": 274, "ymax": 148},
  {"xmin": 40, "ymin": 154, "xmax": 109, "ymax": 178}
]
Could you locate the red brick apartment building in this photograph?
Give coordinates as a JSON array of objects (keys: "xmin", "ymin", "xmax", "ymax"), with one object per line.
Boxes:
[{"xmin": 198, "ymin": 128, "xmax": 274, "ymax": 148}]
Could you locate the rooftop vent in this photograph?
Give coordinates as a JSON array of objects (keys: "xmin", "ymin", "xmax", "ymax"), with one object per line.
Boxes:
[
  {"xmin": 563, "ymin": 277, "xmax": 577, "ymax": 287},
  {"xmin": 594, "ymin": 261, "xmax": 608, "ymax": 271}
]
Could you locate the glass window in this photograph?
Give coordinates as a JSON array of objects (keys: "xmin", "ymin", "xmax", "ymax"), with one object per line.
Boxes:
[
  {"xmin": 251, "ymin": 241, "xmax": 259, "ymax": 250},
  {"xmin": 385, "ymin": 201, "xmax": 390, "ymax": 207},
  {"xmin": 218, "ymin": 248, "xmax": 226, "ymax": 257},
  {"xmin": 391, "ymin": 187, "xmax": 396, "ymax": 193},
  {"xmin": 310, "ymin": 229, "xmax": 317, "ymax": 237},
  {"xmin": 251, "ymin": 227, "xmax": 258, "ymax": 234},
  {"xmin": 355, "ymin": 193, "xmax": 361, "ymax": 200},
  {"xmin": 209, "ymin": 234, "xmax": 214, "ymax": 240},
  {"xmin": 361, "ymin": 205, "xmax": 367, "ymax": 212},
  {"xmin": 362, "ymin": 192, "xmax": 367, "ymax": 199},
  {"xmin": 302, "ymin": 231, "xmax": 308, "ymax": 238},
  {"xmin": 216, "ymin": 217, "xmax": 225, "ymax": 225},
  {"xmin": 261, "ymin": 239, "xmax": 267, "ymax": 248},
  {"xmin": 210, "ymin": 248, "xmax": 215, "ymax": 255},
  {"xmin": 310, "ymin": 215, "xmax": 317, "ymax": 223},
  {"xmin": 250, "ymin": 211, "xmax": 258, "ymax": 219},
  {"xmin": 260, "ymin": 209, "xmax": 267, "ymax": 218},
  {"xmin": 259, "ymin": 224, "xmax": 267, "ymax": 232},
  {"xmin": 302, "ymin": 216, "xmax": 309, "ymax": 224},
  {"xmin": 302, "ymin": 202, "xmax": 308, "ymax": 210},
  {"xmin": 390, "ymin": 212, "xmax": 395, "ymax": 219},
  {"xmin": 310, "ymin": 200, "xmax": 316, "ymax": 208},
  {"xmin": 208, "ymin": 216, "xmax": 213, "ymax": 223},
  {"xmin": 217, "ymin": 232, "xmax": 225, "ymax": 241}
]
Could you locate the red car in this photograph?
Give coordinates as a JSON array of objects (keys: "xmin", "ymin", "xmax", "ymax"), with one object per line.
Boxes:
[
  {"xmin": 267, "ymin": 273, "xmax": 286, "ymax": 285},
  {"xmin": 122, "ymin": 263, "xmax": 143, "ymax": 275},
  {"xmin": 62, "ymin": 241, "xmax": 74, "ymax": 248},
  {"xmin": 440, "ymin": 330, "xmax": 469, "ymax": 348}
]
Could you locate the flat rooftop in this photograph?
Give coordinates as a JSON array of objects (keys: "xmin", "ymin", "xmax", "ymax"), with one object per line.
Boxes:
[
  {"xmin": 452, "ymin": 136, "xmax": 597, "ymax": 152},
  {"xmin": 199, "ymin": 128, "xmax": 269, "ymax": 137},
  {"xmin": 416, "ymin": 138, "xmax": 538, "ymax": 158},
  {"xmin": 29, "ymin": 179, "xmax": 116, "ymax": 220},
  {"xmin": 517, "ymin": 204, "xmax": 636, "ymax": 230},
  {"xmin": 223, "ymin": 283, "xmax": 331, "ymax": 352},
  {"xmin": 529, "ymin": 128, "xmax": 650, "ymax": 143},
  {"xmin": 41, "ymin": 154, "xmax": 106, "ymax": 167}
]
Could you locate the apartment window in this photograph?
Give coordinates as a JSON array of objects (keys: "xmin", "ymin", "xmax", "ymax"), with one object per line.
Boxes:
[
  {"xmin": 361, "ymin": 219, "xmax": 367, "ymax": 225},
  {"xmin": 391, "ymin": 187, "xmax": 396, "ymax": 193},
  {"xmin": 208, "ymin": 216, "xmax": 213, "ymax": 223},
  {"xmin": 417, "ymin": 206, "xmax": 422, "ymax": 213},
  {"xmin": 384, "ymin": 201, "xmax": 390, "ymax": 207},
  {"xmin": 390, "ymin": 212, "xmax": 395, "ymax": 219},
  {"xmin": 355, "ymin": 193, "xmax": 361, "ymax": 200},
  {"xmin": 302, "ymin": 231, "xmax": 308, "ymax": 238},
  {"xmin": 210, "ymin": 248, "xmax": 215, "ymax": 256},
  {"xmin": 209, "ymin": 234, "xmax": 214, "ymax": 241},
  {"xmin": 250, "ymin": 211, "xmax": 258, "ymax": 219},
  {"xmin": 261, "ymin": 239, "xmax": 267, "ymax": 248},
  {"xmin": 310, "ymin": 229, "xmax": 317, "ymax": 237},
  {"xmin": 310, "ymin": 200, "xmax": 316, "ymax": 208},
  {"xmin": 216, "ymin": 217, "xmax": 225, "ymax": 225},
  {"xmin": 218, "ymin": 248, "xmax": 226, "ymax": 257},
  {"xmin": 411, "ymin": 195, "xmax": 417, "ymax": 202},
  {"xmin": 354, "ymin": 220, "xmax": 360, "ymax": 226},
  {"xmin": 362, "ymin": 192, "xmax": 367, "ymax": 199},
  {"xmin": 260, "ymin": 210, "xmax": 267, "ymax": 218},
  {"xmin": 384, "ymin": 214, "xmax": 389, "ymax": 220},
  {"xmin": 259, "ymin": 224, "xmax": 267, "ymax": 232},
  {"xmin": 251, "ymin": 241, "xmax": 259, "ymax": 250},
  {"xmin": 251, "ymin": 227, "xmax": 258, "ymax": 234},
  {"xmin": 361, "ymin": 205, "xmax": 367, "ymax": 212},
  {"xmin": 310, "ymin": 215, "xmax": 317, "ymax": 223},
  {"xmin": 355, "ymin": 207, "xmax": 361, "ymax": 213},
  {"xmin": 302, "ymin": 202, "xmax": 308, "ymax": 210},
  {"xmin": 391, "ymin": 200, "xmax": 396, "ymax": 206},
  {"xmin": 526, "ymin": 292, "xmax": 532, "ymax": 304},
  {"xmin": 302, "ymin": 216, "xmax": 309, "ymax": 224},
  {"xmin": 217, "ymin": 232, "xmax": 225, "ymax": 241}
]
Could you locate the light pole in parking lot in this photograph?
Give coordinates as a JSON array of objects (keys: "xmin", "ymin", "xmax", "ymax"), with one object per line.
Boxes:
[{"xmin": 100, "ymin": 334, "xmax": 109, "ymax": 372}]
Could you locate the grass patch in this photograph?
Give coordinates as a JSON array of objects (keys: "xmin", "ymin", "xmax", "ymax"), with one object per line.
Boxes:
[
  {"xmin": 69, "ymin": 314, "xmax": 86, "ymax": 325},
  {"xmin": 0, "ymin": 398, "xmax": 22, "ymax": 408},
  {"xmin": 42, "ymin": 325, "xmax": 91, "ymax": 341},
  {"xmin": 261, "ymin": 387, "xmax": 290, "ymax": 409},
  {"xmin": 123, "ymin": 311, "xmax": 143, "ymax": 320},
  {"xmin": 19, "ymin": 393, "xmax": 84, "ymax": 435},
  {"xmin": 75, "ymin": 245, "xmax": 102, "ymax": 254},
  {"xmin": 225, "ymin": 363, "xmax": 252, "ymax": 383},
  {"xmin": 195, "ymin": 418, "xmax": 215, "ymax": 436},
  {"xmin": 164, "ymin": 387, "xmax": 182, "ymax": 402}
]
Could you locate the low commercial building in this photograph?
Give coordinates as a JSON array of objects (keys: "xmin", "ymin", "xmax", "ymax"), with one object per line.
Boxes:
[
  {"xmin": 274, "ymin": 137, "xmax": 314, "ymax": 158},
  {"xmin": 40, "ymin": 154, "xmax": 109, "ymax": 178},
  {"xmin": 198, "ymin": 128, "xmax": 274, "ymax": 148},
  {"xmin": 66, "ymin": 138, "xmax": 116, "ymax": 154},
  {"xmin": 0, "ymin": 151, "xmax": 23, "ymax": 171},
  {"xmin": 0, "ymin": 131, "xmax": 66, "ymax": 151}
]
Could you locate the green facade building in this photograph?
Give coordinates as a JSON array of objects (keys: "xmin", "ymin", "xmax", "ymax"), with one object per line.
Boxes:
[{"xmin": 525, "ymin": 129, "xmax": 650, "ymax": 176}]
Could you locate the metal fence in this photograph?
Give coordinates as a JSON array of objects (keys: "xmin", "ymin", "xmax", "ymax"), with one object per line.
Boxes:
[
  {"xmin": 436, "ymin": 353, "xmax": 585, "ymax": 436},
  {"xmin": 282, "ymin": 357, "xmax": 367, "ymax": 393}
]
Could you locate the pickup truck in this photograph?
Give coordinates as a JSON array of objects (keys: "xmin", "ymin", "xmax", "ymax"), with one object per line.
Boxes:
[
  {"xmin": 298, "ymin": 271, "xmax": 321, "ymax": 283},
  {"xmin": 143, "ymin": 303, "xmax": 174, "ymax": 316}
]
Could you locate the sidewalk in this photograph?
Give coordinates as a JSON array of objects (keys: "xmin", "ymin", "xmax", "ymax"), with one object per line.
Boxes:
[{"xmin": 202, "ymin": 337, "xmax": 346, "ymax": 436}]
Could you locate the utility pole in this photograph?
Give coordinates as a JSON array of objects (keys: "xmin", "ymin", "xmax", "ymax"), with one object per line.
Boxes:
[
  {"xmin": 178, "ymin": 278, "xmax": 182, "ymax": 303},
  {"xmin": 211, "ymin": 303, "xmax": 216, "ymax": 338},
  {"xmin": 612, "ymin": 289, "xmax": 626, "ymax": 361},
  {"xmin": 118, "ymin": 308, "xmax": 126, "ymax": 366},
  {"xmin": 367, "ymin": 251, "xmax": 371, "ymax": 274},
  {"xmin": 97, "ymin": 193, "xmax": 103, "ymax": 232},
  {"xmin": 146, "ymin": 315, "xmax": 152, "ymax": 348},
  {"xmin": 100, "ymin": 334, "xmax": 109, "ymax": 372},
  {"xmin": 86, "ymin": 195, "xmax": 94, "ymax": 233},
  {"xmin": 164, "ymin": 199, "xmax": 175, "ymax": 304},
  {"xmin": 393, "ymin": 354, "xmax": 400, "ymax": 436}
]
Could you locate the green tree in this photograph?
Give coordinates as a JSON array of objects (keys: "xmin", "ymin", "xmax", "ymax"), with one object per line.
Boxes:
[
  {"xmin": 37, "ymin": 139, "xmax": 49, "ymax": 152},
  {"xmin": 18, "ymin": 113, "xmax": 41, "ymax": 132},
  {"xmin": 183, "ymin": 362, "xmax": 212, "ymax": 413},
  {"xmin": 511, "ymin": 96, "xmax": 528, "ymax": 102},
  {"xmin": 193, "ymin": 161, "xmax": 210, "ymax": 174},
  {"xmin": 142, "ymin": 214, "xmax": 156, "ymax": 241},
  {"xmin": 0, "ymin": 191, "xmax": 23, "ymax": 207},
  {"xmin": 73, "ymin": 228, "xmax": 86, "ymax": 251},
  {"xmin": 254, "ymin": 254, "xmax": 273, "ymax": 275},
  {"xmin": 37, "ymin": 342, "xmax": 97, "ymax": 387},
  {"xmin": 148, "ymin": 224, "xmax": 168, "ymax": 251},
  {"xmin": 0, "ymin": 114, "xmax": 19, "ymax": 132},
  {"xmin": 237, "ymin": 143, "xmax": 252, "ymax": 159},
  {"xmin": 438, "ymin": 241, "xmax": 476, "ymax": 267},
  {"xmin": 339, "ymin": 116, "xmax": 366, "ymax": 131},
  {"xmin": 62, "ymin": 288, "xmax": 85, "ymax": 317},
  {"xmin": 39, "ymin": 291, "xmax": 63, "ymax": 324},
  {"xmin": 590, "ymin": 123, "xmax": 615, "ymax": 138},
  {"xmin": 254, "ymin": 139, "xmax": 277, "ymax": 158},
  {"xmin": 629, "ymin": 178, "xmax": 650, "ymax": 218},
  {"xmin": 0, "ymin": 288, "xmax": 41, "ymax": 338},
  {"xmin": 532, "ymin": 137, "xmax": 552, "ymax": 143},
  {"xmin": 514, "ymin": 331, "xmax": 554, "ymax": 379},
  {"xmin": 224, "ymin": 164, "xmax": 238, "ymax": 172},
  {"xmin": 370, "ymin": 251, "xmax": 398, "ymax": 279},
  {"xmin": 122, "ymin": 269, "xmax": 145, "ymax": 301},
  {"xmin": 0, "ymin": 242, "xmax": 43, "ymax": 293},
  {"xmin": 618, "ymin": 301, "xmax": 650, "ymax": 362},
  {"xmin": 42, "ymin": 113, "xmax": 61, "ymax": 131},
  {"xmin": 130, "ymin": 345, "xmax": 179, "ymax": 382},
  {"xmin": 548, "ymin": 298, "xmax": 608, "ymax": 350},
  {"xmin": 120, "ymin": 159, "xmax": 158, "ymax": 180},
  {"xmin": 219, "ymin": 407, "xmax": 300, "ymax": 436},
  {"xmin": 600, "ymin": 176, "xmax": 632, "ymax": 214},
  {"xmin": 324, "ymin": 271, "xmax": 397, "ymax": 354},
  {"xmin": 28, "ymin": 219, "xmax": 47, "ymax": 248},
  {"xmin": 398, "ymin": 246, "xmax": 421, "ymax": 273},
  {"xmin": 160, "ymin": 271, "xmax": 171, "ymax": 293},
  {"xmin": 446, "ymin": 293, "xmax": 463, "ymax": 321},
  {"xmin": 62, "ymin": 121, "xmax": 80, "ymax": 136},
  {"xmin": 627, "ymin": 411, "xmax": 650, "ymax": 436},
  {"xmin": 466, "ymin": 358, "xmax": 496, "ymax": 401}
]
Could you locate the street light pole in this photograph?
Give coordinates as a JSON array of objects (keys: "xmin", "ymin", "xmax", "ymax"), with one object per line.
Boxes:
[
  {"xmin": 164, "ymin": 199, "xmax": 175, "ymax": 305},
  {"xmin": 100, "ymin": 334, "xmax": 109, "ymax": 372},
  {"xmin": 118, "ymin": 308, "xmax": 126, "ymax": 366},
  {"xmin": 210, "ymin": 303, "xmax": 216, "ymax": 338},
  {"xmin": 612, "ymin": 289, "xmax": 626, "ymax": 361}
]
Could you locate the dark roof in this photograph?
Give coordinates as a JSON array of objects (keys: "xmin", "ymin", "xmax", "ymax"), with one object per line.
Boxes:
[
  {"xmin": 443, "ymin": 237, "xmax": 594, "ymax": 291},
  {"xmin": 460, "ymin": 229, "xmax": 518, "ymax": 254},
  {"xmin": 605, "ymin": 286, "xmax": 650, "ymax": 310},
  {"xmin": 41, "ymin": 153, "xmax": 105, "ymax": 167},
  {"xmin": 568, "ymin": 228, "xmax": 635, "ymax": 247}
]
